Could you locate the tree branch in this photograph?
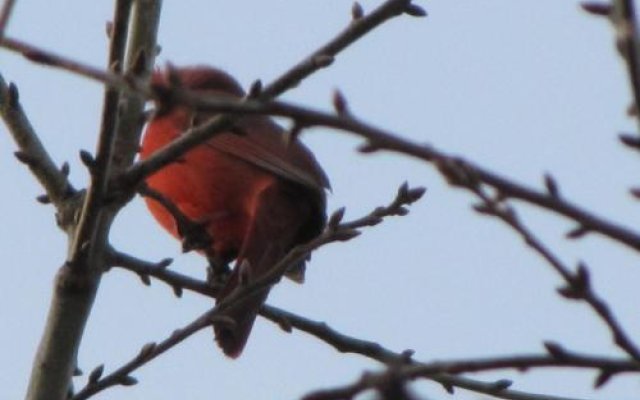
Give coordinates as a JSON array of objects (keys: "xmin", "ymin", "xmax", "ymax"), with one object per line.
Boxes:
[
  {"xmin": 259, "ymin": 0, "xmax": 423, "ymax": 98},
  {"xmin": 111, "ymin": 251, "xmax": 640, "ymax": 400},
  {"xmin": 464, "ymin": 184, "xmax": 640, "ymax": 362},
  {"xmin": 1, "ymin": 36, "xmax": 129, "ymax": 89},
  {"xmin": 104, "ymin": 186, "xmax": 637, "ymax": 400},
  {"xmin": 82, "ymin": 183, "xmax": 423, "ymax": 397},
  {"xmin": 302, "ymin": 354, "xmax": 636, "ymax": 400},
  {"xmin": 24, "ymin": 1, "xmax": 162, "ymax": 399},
  {"xmin": 24, "ymin": 1, "xmax": 134, "ymax": 398},
  {"xmin": 612, "ymin": 0, "xmax": 640, "ymax": 127},
  {"xmin": 0, "ymin": 0, "xmax": 16, "ymax": 39},
  {"xmin": 71, "ymin": 307, "xmax": 227, "ymax": 400},
  {"xmin": 121, "ymin": 0, "xmax": 424, "ymax": 188},
  {"xmin": 147, "ymin": 86, "xmax": 640, "ymax": 257},
  {"xmin": 109, "ymin": 251, "xmax": 639, "ymax": 400},
  {"xmin": 110, "ymin": 0, "xmax": 162, "ymax": 175},
  {"xmin": 0, "ymin": 74, "xmax": 74, "ymax": 208}
]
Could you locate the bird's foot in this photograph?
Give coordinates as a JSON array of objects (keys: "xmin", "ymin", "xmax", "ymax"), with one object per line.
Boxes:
[{"xmin": 206, "ymin": 257, "xmax": 230, "ymax": 289}]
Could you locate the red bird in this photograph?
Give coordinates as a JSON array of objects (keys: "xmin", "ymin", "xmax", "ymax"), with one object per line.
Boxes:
[{"xmin": 140, "ymin": 66, "xmax": 329, "ymax": 357}]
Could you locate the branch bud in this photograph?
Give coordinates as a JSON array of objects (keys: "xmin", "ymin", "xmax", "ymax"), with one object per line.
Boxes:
[
  {"xmin": 404, "ymin": 3, "xmax": 427, "ymax": 17},
  {"xmin": 580, "ymin": 2, "xmax": 612, "ymax": 17},
  {"xmin": 328, "ymin": 207, "xmax": 346, "ymax": 230},
  {"xmin": 8, "ymin": 82, "xmax": 19, "ymax": 107},
  {"xmin": 88, "ymin": 364, "xmax": 104, "ymax": 385},
  {"xmin": 118, "ymin": 375, "xmax": 138, "ymax": 386},
  {"xmin": 352, "ymin": 2, "xmax": 364, "ymax": 20},
  {"xmin": 36, "ymin": 194, "xmax": 51, "ymax": 204},
  {"xmin": 312, "ymin": 54, "xmax": 334, "ymax": 68},
  {"xmin": 60, "ymin": 161, "xmax": 70, "ymax": 177},
  {"xmin": 79, "ymin": 149, "xmax": 96, "ymax": 171},
  {"xmin": 543, "ymin": 341, "xmax": 568, "ymax": 360},
  {"xmin": 332, "ymin": 89, "xmax": 349, "ymax": 116}
]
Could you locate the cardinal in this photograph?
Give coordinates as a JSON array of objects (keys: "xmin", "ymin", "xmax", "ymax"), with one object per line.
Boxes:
[{"xmin": 140, "ymin": 66, "xmax": 329, "ymax": 357}]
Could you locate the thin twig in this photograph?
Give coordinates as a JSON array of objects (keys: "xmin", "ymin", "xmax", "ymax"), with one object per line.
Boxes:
[
  {"xmin": 0, "ymin": 74, "xmax": 74, "ymax": 208},
  {"xmin": 260, "ymin": 0, "xmax": 418, "ymax": 98},
  {"xmin": 464, "ymin": 182, "xmax": 640, "ymax": 362},
  {"xmin": 613, "ymin": 0, "xmax": 640, "ymax": 127},
  {"xmin": 0, "ymin": 0, "xmax": 16, "ymax": 39},
  {"xmin": 1, "ymin": 36, "xmax": 130, "ymax": 90},
  {"xmin": 302, "ymin": 353, "xmax": 640, "ymax": 400},
  {"xmin": 71, "ymin": 308, "xmax": 227, "ymax": 400},
  {"xmin": 213, "ymin": 182, "xmax": 424, "ymax": 322}
]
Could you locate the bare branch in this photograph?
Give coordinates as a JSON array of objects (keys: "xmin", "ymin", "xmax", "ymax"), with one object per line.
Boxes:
[
  {"xmin": 611, "ymin": 0, "xmax": 640, "ymax": 128},
  {"xmin": 259, "ymin": 0, "xmax": 420, "ymax": 98},
  {"xmin": 122, "ymin": 0, "xmax": 421, "ymax": 188},
  {"xmin": 111, "ymin": 253, "xmax": 639, "ymax": 400},
  {"xmin": 24, "ymin": 1, "xmax": 136, "ymax": 397},
  {"xmin": 302, "ymin": 353, "xmax": 638, "ymax": 400},
  {"xmin": 468, "ymin": 186, "xmax": 640, "ymax": 362},
  {"xmin": 0, "ymin": 0, "xmax": 16, "ymax": 39},
  {"xmin": 97, "ymin": 183, "xmax": 423, "ymax": 392},
  {"xmin": 107, "ymin": 185, "xmax": 640, "ymax": 400},
  {"xmin": 110, "ymin": 0, "xmax": 162, "ymax": 174},
  {"xmin": 0, "ymin": 75, "xmax": 74, "ymax": 208},
  {"xmin": 65, "ymin": 0, "xmax": 132, "ymax": 268},
  {"xmin": 2, "ymin": 1, "xmax": 425, "ymax": 200},
  {"xmin": 24, "ymin": 1, "xmax": 162, "ymax": 399},
  {"xmin": 151, "ymin": 87, "xmax": 640, "ymax": 256},
  {"xmin": 72, "ymin": 309, "xmax": 225, "ymax": 400},
  {"xmin": 1, "ymin": 36, "xmax": 129, "ymax": 90},
  {"xmin": 108, "ymin": 249, "xmax": 208, "ymax": 296}
]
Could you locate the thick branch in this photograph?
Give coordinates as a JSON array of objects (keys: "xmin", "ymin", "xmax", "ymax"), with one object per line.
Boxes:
[
  {"xmin": 110, "ymin": 0, "xmax": 161, "ymax": 174},
  {"xmin": 24, "ymin": 2, "xmax": 133, "ymax": 398},
  {"xmin": 66, "ymin": 0, "xmax": 132, "ymax": 267},
  {"xmin": 24, "ymin": 1, "xmax": 161, "ymax": 399}
]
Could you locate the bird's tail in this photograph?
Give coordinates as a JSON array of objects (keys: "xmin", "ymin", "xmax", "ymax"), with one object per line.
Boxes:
[
  {"xmin": 213, "ymin": 183, "xmax": 318, "ymax": 358},
  {"xmin": 214, "ymin": 266, "xmax": 271, "ymax": 358}
]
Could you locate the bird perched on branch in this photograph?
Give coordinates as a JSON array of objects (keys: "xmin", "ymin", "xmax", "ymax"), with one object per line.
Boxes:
[{"xmin": 140, "ymin": 66, "xmax": 329, "ymax": 357}]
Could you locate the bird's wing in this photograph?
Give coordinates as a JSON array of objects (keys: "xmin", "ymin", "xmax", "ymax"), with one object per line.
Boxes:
[{"xmin": 206, "ymin": 134, "xmax": 323, "ymax": 191}]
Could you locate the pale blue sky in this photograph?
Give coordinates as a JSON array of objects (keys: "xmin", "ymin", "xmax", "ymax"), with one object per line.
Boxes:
[{"xmin": 2, "ymin": 1, "xmax": 640, "ymax": 399}]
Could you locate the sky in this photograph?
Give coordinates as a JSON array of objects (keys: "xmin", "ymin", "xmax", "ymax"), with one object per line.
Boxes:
[{"xmin": 2, "ymin": 1, "xmax": 640, "ymax": 399}]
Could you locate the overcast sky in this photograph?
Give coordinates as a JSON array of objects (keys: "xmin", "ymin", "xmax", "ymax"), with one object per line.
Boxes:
[{"xmin": 2, "ymin": 1, "xmax": 640, "ymax": 399}]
